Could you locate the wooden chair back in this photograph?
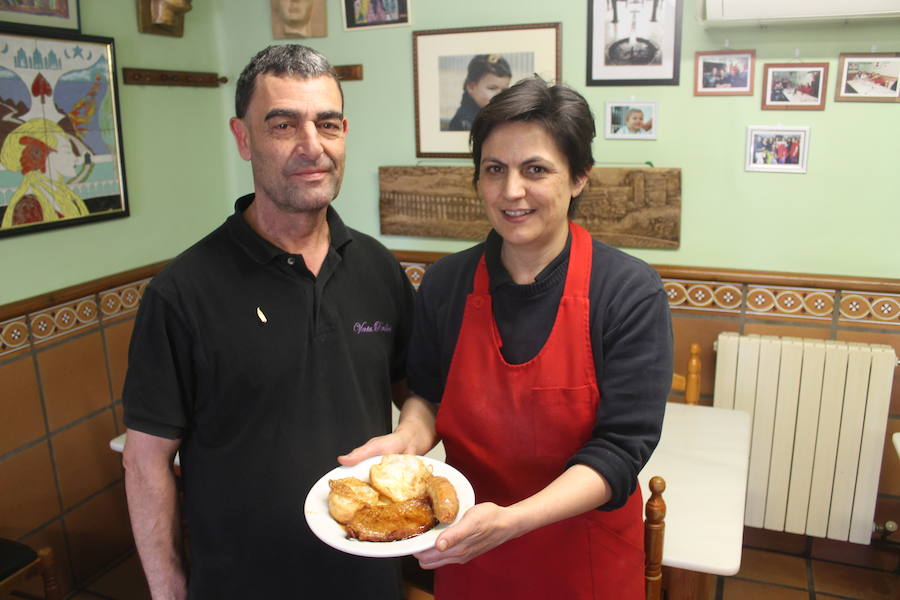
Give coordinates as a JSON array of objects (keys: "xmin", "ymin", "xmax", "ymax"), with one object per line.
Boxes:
[
  {"xmin": 671, "ymin": 342, "xmax": 701, "ymax": 405},
  {"xmin": 0, "ymin": 543, "xmax": 62, "ymax": 600},
  {"xmin": 644, "ymin": 476, "xmax": 666, "ymax": 600}
]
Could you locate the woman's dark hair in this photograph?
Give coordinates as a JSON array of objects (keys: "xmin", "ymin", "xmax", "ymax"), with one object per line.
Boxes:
[
  {"xmin": 463, "ymin": 54, "xmax": 512, "ymax": 89},
  {"xmin": 469, "ymin": 77, "xmax": 595, "ymax": 217}
]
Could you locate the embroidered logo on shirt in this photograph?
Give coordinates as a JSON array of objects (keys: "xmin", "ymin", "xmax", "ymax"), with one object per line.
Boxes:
[
  {"xmin": 257, "ymin": 307, "xmax": 268, "ymax": 323},
  {"xmin": 353, "ymin": 321, "xmax": 392, "ymax": 334}
]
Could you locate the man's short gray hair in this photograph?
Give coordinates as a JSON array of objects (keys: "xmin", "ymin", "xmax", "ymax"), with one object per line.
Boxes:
[{"xmin": 235, "ymin": 44, "xmax": 342, "ymax": 118}]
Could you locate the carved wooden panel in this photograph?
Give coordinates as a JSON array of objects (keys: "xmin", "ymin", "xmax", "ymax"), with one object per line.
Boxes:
[{"xmin": 379, "ymin": 165, "xmax": 681, "ymax": 248}]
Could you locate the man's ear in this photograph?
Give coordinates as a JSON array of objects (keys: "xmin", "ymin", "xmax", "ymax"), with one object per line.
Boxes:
[{"xmin": 229, "ymin": 117, "xmax": 252, "ymax": 161}]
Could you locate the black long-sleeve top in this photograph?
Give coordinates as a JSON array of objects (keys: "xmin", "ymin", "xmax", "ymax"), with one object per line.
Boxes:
[{"xmin": 408, "ymin": 230, "xmax": 673, "ymax": 509}]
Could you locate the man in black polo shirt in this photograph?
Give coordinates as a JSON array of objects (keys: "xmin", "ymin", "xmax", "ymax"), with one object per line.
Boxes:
[{"xmin": 122, "ymin": 45, "xmax": 437, "ymax": 600}]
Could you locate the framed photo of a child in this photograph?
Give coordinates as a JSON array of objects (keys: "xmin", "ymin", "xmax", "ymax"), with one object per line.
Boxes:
[
  {"xmin": 694, "ymin": 50, "xmax": 754, "ymax": 96},
  {"xmin": 413, "ymin": 23, "xmax": 561, "ymax": 158},
  {"xmin": 745, "ymin": 126, "xmax": 809, "ymax": 174},
  {"xmin": 605, "ymin": 101, "xmax": 657, "ymax": 140}
]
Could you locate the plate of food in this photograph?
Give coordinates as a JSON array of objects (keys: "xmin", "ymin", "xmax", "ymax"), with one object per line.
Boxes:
[{"xmin": 304, "ymin": 454, "xmax": 475, "ymax": 558}]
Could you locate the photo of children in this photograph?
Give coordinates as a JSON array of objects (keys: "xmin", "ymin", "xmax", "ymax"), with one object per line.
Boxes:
[
  {"xmin": 763, "ymin": 64, "xmax": 827, "ymax": 109},
  {"xmin": 605, "ymin": 101, "xmax": 657, "ymax": 139},
  {"xmin": 438, "ymin": 52, "xmax": 532, "ymax": 131},
  {"xmin": 745, "ymin": 126, "xmax": 809, "ymax": 173}
]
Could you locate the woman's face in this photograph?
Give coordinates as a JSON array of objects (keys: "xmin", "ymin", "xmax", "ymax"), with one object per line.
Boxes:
[
  {"xmin": 477, "ymin": 121, "xmax": 587, "ymax": 254},
  {"xmin": 466, "ymin": 73, "xmax": 511, "ymax": 108},
  {"xmin": 48, "ymin": 134, "xmax": 80, "ymax": 178}
]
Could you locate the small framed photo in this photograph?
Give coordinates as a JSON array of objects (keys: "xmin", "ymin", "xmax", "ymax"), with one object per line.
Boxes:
[
  {"xmin": 762, "ymin": 63, "xmax": 828, "ymax": 110},
  {"xmin": 342, "ymin": 0, "xmax": 410, "ymax": 30},
  {"xmin": 694, "ymin": 50, "xmax": 754, "ymax": 96},
  {"xmin": 0, "ymin": 0, "xmax": 79, "ymax": 32},
  {"xmin": 745, "ymin": 126, "xmax": 809, "ymax": 174},
  {"xmin": 605, "ymin": 101, "xmax": 658, "ymax": 140},
  {"xmin": 413, "ymin": 23, "xmax": 561, "ymax": 158},
  {"xmin": 587, "ymin": 0, "xmax": 682, "ymax": 86},
  {"xmin": 835, "ymin": 53, "xmax": 900, "ymax": 103}
]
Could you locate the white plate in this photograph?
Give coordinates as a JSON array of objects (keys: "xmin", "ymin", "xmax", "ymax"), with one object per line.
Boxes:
[{"xmin": 304, "ymin": 455, "xmax": 475, "ymax": 558}]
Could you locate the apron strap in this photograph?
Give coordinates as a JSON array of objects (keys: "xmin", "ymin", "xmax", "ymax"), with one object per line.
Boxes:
[{"xmin": 562, "ymin": 222, "xmax": 593, "ymax": 299}]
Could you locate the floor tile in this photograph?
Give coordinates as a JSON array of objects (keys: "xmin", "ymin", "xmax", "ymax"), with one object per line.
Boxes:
[
  {"xmin": 812, "ymin": 559, "xmax": 900, "ymax": 600},
  {"xmin": 736, "ymin": 548, "xmax": 808, "ymax": 588},
  {"xmin": 722, "ymin": 578, "xmax": 809, "ymax": 599},
  {"xmin": 86, "ymin": 553, "xmax": 150, "ymax": 600}
]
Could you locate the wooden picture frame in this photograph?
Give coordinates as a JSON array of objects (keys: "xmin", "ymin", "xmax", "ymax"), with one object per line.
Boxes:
[
  {"xmin": 604, "ymin": 101, "xmax": 658, "ymax": 140},
  {"xmin": 745, "ymin": 126, "xmax": 809, "ymax": 174},
  {"xmin": 762, "ymin": 62, "xmax": 828, "ymax": 110},
  {"xmin": 835, "ymin": 53, "xmax": 900, "ymax": 103},
  {"xmin": 413, "ymin": 22, "xmax": 561, "ymax": 158},
  {"xmin": 342, "ymin": 0, "xmax": 409, "ymax": 30},
  {"xmin": 694, "ymin": 49, "xmax": 754, "ymax": 96},
  {"xmin": 587, "ymin": 0, "xmax": 682, "ymax": 86},
  {"xmin": 0, "ymin": 0, "xmax": 79, "ymax": 33},
  {"xmin": 0, "ymin": 26, "xmax": 129, "ymax": 238}
]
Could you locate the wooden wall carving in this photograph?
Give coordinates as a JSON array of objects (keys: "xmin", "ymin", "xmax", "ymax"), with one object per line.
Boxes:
[{"xmin": 379, "ymin": 165, "xmax": 681, "ymax": 249}]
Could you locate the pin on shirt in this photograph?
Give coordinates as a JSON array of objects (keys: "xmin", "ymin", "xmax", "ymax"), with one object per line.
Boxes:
[{"xmin": 257, "ymin": 307, "xmax": 268, "ymax": 324}]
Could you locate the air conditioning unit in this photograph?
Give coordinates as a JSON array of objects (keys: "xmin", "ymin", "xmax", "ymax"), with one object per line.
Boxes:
[{"xmin": 701, "ymin": 0, "xmax": 900, "ymax": 27}]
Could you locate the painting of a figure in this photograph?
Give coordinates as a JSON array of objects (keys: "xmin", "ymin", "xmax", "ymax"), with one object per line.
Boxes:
[
  {"xmin": 0, "ymin": 0, "xmax": 80, "ymax": 31},
  {"xmin": 0, "ymin": 28, "xmax": 127, "ymax": 237}
]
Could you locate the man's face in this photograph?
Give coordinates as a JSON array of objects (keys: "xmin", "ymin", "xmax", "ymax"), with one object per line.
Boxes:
[
  {"xmin": 230, "ymin": 74, "xmax": 347, "ymax": 214},
  {"xmin": 278, "ymin": 0, "xmax": 312, "ymax": 22}
]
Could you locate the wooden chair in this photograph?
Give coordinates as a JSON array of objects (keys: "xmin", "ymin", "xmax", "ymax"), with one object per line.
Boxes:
[
  {"xmin": 671, "ymin": 342, "xmax": 701, "ymax": 405},
  {"xmin": 644, "ymin": 476, "xmax": 666, "ymax": 600},
  {"xmin": 0, "ymin": 539, "xmax": 62, "ymax": 600}
]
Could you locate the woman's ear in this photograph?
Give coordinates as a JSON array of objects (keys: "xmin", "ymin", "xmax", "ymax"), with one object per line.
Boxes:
[{"xmin": 572, "ymin": 169, "xmax": 590, "ymax": 198}]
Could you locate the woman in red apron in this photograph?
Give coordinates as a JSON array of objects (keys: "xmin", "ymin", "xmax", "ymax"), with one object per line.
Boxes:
[{"xmin": 341, "ymin": 78, "xmax": 671, "ymax": 599}]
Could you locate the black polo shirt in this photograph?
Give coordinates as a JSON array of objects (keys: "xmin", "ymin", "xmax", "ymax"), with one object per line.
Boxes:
[{"xmin": 123, "ymin": 195, "xmax": 413, "ymax": 599}]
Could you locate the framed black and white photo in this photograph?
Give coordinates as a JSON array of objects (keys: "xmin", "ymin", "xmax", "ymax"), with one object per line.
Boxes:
[
  {"xmin": 835, "ymin": 53, "xmax": 900, "ymax": 103},
  {"xmin": 745, "ymin": 126, "xmax": 809, "ymax": 174},
  {"xmin": 587, "ymin": 0, "xmax": 682, "ymax": 86},
  {"xmin": 342, "ymin": 0, "xmax": 409, "ymax": 30},
  {"xmin": 413, "ymin": 23, "xmax": 561, "ymax": 158},
  {"xmin": 694, "ymin": 49, "xmax": 754, "ymax": 96},
  {"xmin": 762, "ymin": 63, "xmax": 828, "ymax": 110},
  {"xmin": 605, "ymin": 101, "xmax": 658, "ymax": 140}
]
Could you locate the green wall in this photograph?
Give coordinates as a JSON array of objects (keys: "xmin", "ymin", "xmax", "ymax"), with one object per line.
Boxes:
[{"xmin": 2, "ymin": 1, "xmax": 898, "ymax": 306}]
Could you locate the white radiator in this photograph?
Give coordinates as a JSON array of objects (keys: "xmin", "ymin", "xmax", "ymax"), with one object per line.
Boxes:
[{"xmin": 713, "ymin": 332, "xmax": 896, "ymax": 545}]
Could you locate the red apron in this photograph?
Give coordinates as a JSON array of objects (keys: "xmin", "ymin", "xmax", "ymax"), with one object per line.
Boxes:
[{"xmin": 434, "ymin": 223, "xmax": 644, "ymax": 600}]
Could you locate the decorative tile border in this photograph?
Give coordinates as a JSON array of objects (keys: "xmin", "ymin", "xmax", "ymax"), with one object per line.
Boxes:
[
  {"xmin": 663, "ymin": 279, "xmax": 743, "ymax": 314},
  {"xmin": 745, "ymin": 285, "xmax": 835, "ymax": 321},
  {"xmin": 401, "ymin": 262, "xmax": 427, "ymax": 290},
  {"xmin": 99, "ymin": 279, "xmax": 150, "ymax": 320},
  {"xmin": 838, "ymin": 290, "xmax": 900, "ymax": 327},
  {"xmin": 0, "ymin": 316, "xmax": 30, "ymax": 357},
  {"xmin": 29, "ymin": 295, "xmax": 101, "ymax": 347}
]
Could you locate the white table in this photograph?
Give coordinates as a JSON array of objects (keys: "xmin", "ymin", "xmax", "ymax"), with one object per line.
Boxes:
[
  {"xmin": 109, "ymin": 432, "xmax": 181, "ymax": 466},
  {"xmin": 638, "ymin": 402, "xmax": 751, "ymax": 576}
]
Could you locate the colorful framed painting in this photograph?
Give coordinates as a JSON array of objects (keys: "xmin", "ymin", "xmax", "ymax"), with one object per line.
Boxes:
[
  {"xmin": 0, "ymin": 0, "xmax": 79, "ymax": 32},
  {"xmin": 413, "ymin": 22, "xmax": 561, "ymax": 158},
  {"xmin": 835, "ymin": 53, "xmax": 900, "ymax": 103},
  {"xmin": 694, "ymin": 49, "xmax": 754, "ymax": 96},
  {"xmin": 587, "ymin": 0, "xmax": 682, "ymax": 86},
  {"xmin": 342, "ymin": 0, "xmax": 409, "ymax": 30},
  {"xmin": 604, "ymin": 101, "xmax": 658, "ymax": 140},
  {"xmin": 745, "ymin": 126, "xmax": 809, "ymax": 174},
  {"xmin": 761, "ymin": 62, "xmax": 828, "ymax": 110},
  {"xmin": 0, "ymin": 26, "xmax": 128, "ymax": 238}
]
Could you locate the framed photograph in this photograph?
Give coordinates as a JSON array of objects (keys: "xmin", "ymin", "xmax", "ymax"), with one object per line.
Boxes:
[
  {"xmin": 0, "ymin": 26, "xmax": 129, "ymax": 238},
  {"xmin": 745, "ymin": 126, "xmax": 809, "ymax": 174},
  {"xmin": 835, "ymin": 53, "xmax": 900, "ymax": 103},
  {"xmin": 413, "ymin": 23, "xmax": 561, "ymax": 158},
  {"xmin": 605, "ymin": 101, "xmax": 658, "ymax": 140},
  {"xmin": 343, "ymin": 0, "xmax": 409, "ymax": 30},
  {"xmin": 0, "ymin": 0, "xmax": 79, "ymax": 32},
  {"xmin": 761, "ymin": 62, "xmax": 828, "ymax": 110},
  {"xmin": 694, "ymin": 50, "xmax": 754, "ymax": 96},
  {"xmin": 587, "ymin": 0, "xmax": 682, "ymax": 86}
]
